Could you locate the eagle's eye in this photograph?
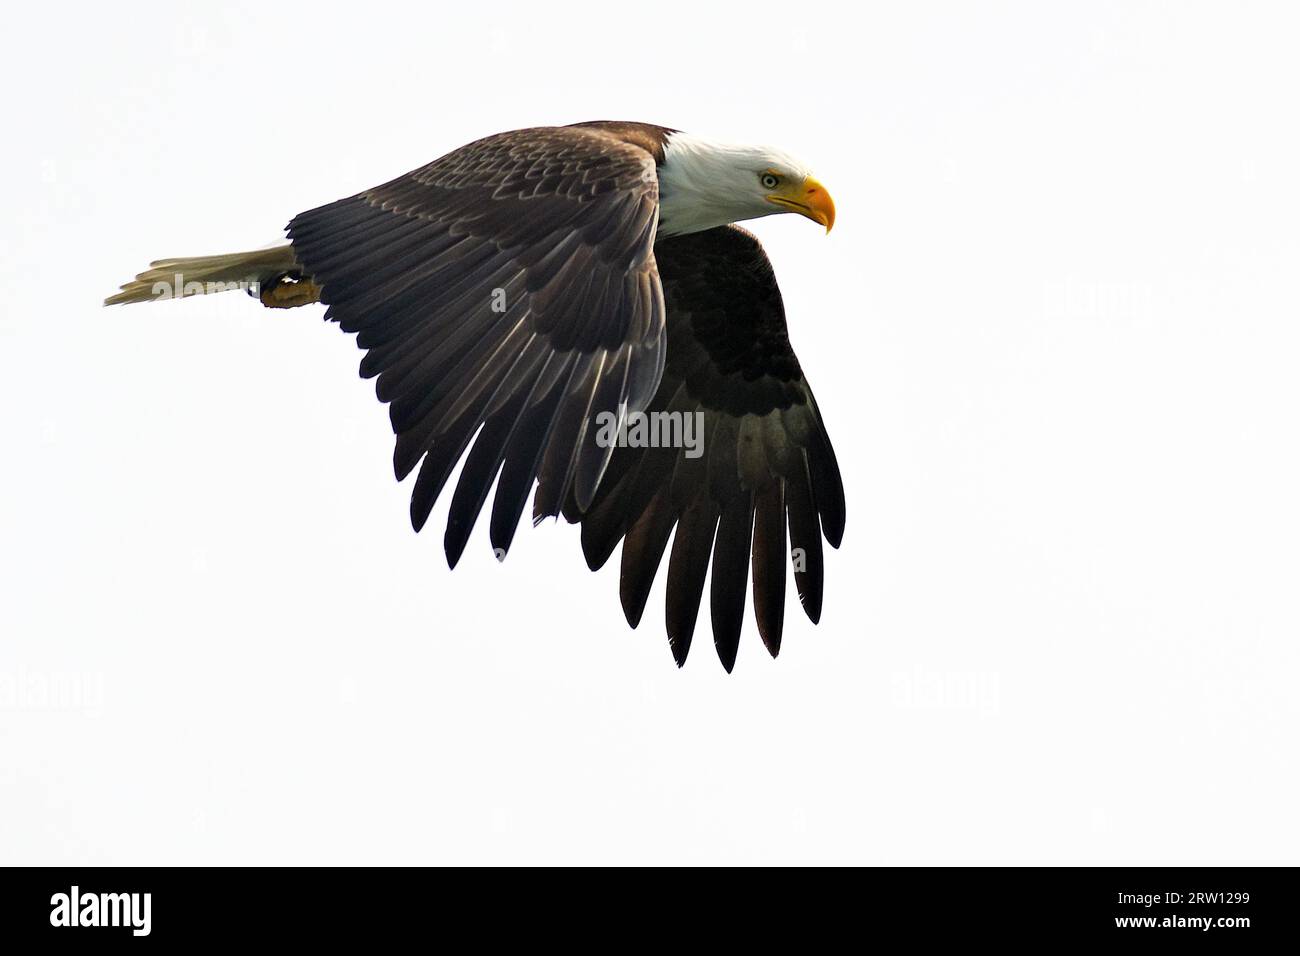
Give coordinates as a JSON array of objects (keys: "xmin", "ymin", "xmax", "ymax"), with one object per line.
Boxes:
[{"xmin": 760, "ymin": 172, "xmax": 781, "ymax": 190}]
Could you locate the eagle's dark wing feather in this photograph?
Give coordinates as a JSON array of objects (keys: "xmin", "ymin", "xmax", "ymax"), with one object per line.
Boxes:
[
  {"xmin": 286, "ymin": 125, "xmax": 666, "ymax": 566},
  {"xmin": 571, "ymin": 226, "xmax": 845, "ymax": 671}
]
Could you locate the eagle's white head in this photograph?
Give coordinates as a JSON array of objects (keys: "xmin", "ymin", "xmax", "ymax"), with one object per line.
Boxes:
[{"xmin": 656, "ymin": 131, "xmax": 836, "ymax": 239}]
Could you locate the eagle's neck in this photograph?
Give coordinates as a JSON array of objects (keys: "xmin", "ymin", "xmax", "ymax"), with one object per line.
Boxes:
[{"xmin": 656, "ymin": 132, "xmax": 761, "ymax": 239}]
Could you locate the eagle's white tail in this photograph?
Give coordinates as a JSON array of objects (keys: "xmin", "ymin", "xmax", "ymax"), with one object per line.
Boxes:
[{"xmin": 104, "ymin": 244, "xmax": 302, "ymax": 306}]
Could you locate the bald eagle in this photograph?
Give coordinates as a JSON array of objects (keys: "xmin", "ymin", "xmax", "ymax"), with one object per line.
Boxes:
[{"xmin": 106, "ymin": 121, "xmax": 845, "ymax": 671}]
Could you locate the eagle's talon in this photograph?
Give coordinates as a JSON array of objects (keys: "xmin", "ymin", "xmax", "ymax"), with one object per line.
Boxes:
[{"xmin": 259, "ymin": 272, "xmax": 321, "ymax": 309}]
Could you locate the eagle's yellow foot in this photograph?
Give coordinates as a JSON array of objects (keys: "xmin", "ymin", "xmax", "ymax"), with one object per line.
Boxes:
[{"xmin": 259, "ymin": 272, "xmax": 321, "ymax": 309}]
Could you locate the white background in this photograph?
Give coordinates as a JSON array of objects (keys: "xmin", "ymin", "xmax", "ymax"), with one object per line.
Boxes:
[{"xmin": 2, "ymin": 1, "xmax": 1297, "ymax": 865}]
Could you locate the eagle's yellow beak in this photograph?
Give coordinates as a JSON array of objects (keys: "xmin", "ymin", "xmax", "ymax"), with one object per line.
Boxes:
[{"xmin": 766, "ymin": 176, "xmax": 836, "ymax": 233}]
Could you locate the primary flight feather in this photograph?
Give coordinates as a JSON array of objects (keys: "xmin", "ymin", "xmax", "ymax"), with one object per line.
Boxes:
[{"xmin": 106, "ymin": 120, "xmax": 845, "ymax": 672}]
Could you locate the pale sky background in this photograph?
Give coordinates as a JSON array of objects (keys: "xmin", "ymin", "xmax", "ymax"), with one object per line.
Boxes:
[{"xmin": 2, "ymin": 1, "xmax": 1298, "ymax": 864}]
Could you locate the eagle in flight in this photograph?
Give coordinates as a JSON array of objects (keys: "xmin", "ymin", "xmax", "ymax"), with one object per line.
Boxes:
[{"xmin": 107, "ymin": 121, "xmax": 846, "ymax": 671}]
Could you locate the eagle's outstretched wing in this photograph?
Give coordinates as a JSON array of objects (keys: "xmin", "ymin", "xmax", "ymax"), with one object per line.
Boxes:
[
  {"xmin": 569, "ymin": 226, "xmax": 845, "ymax": 671},
  {"xmin": 287, "ymin": 125, "xmax": 666, "ymax": 566}
]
